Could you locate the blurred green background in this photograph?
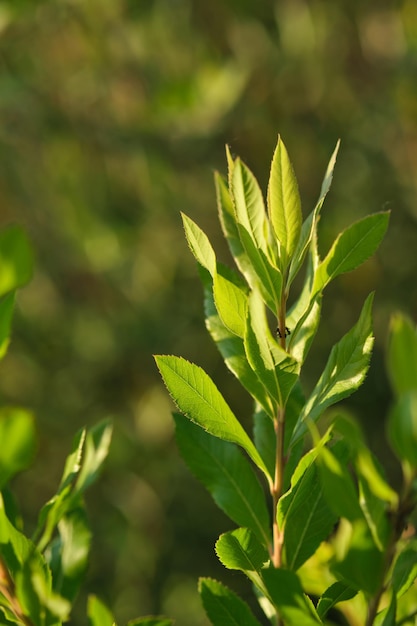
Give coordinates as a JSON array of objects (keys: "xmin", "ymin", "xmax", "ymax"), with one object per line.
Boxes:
[{"xmin": 1, "ymin": 1, "xmax": 417, "ymax": 624}]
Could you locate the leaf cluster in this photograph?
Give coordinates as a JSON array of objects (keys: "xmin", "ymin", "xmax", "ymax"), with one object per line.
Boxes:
[{"xmin": 155, "ymin": 137, "xmax": 417, "ymax": 625}]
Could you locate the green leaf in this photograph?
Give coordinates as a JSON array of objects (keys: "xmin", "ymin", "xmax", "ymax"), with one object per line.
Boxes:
[
  {"xmin": 155, "ymin": 355, "xmax": 270, "ymax": 479},
  {"xmin": 267, "ymin": 136, "xmax": 302, "ymax": 269},
  {"xmin": 278, "ymin": 448, "xmax": 338, "ymax": 570},
  {"xmin": 392, "ymin": 545, "xmax": 417, "ymax": 597},
  {"xmin": 213, "ymin": 264, "xmax": 248, "ymax": 337},
  {"xmin": 388, "ymin": 391, "xmax": 417, "ymax": 468},
  {"xmin": 261, "ymin": 568, "xmax": 322, "ymax": 625},
  {"xmin": 387, "ymin": 313, "xmax": 417, "ymax": 396},
  {"xmin": 288, "ymin": 140, "xmax": 340, "ymax": 287},
  {"xmin": 215, "ymin": 528, "xmax": 269, "ymax": 573},
  {"xmin": 312, "ymin": 212, "xmax": 390, "ymax": 295},
  {"xmin": 316, "ymin": 581, "xmax": 356, "ymax": 619},
  {"xmin": 317, "ymin": 444, "xmax": 363, "ymax": 522},
  {"xmin": 0, "ymin": 293, "xmax": 15, "ymax": 360},
  {"xmin": 291, "ymin": 293, "xmax": 374, "ymax": 446},
  {"xmin": 203, "ymin": 275, "xmax": 273, "ymax": 417},
  {"xmin": 374, "ymin": 592, "xmax": 396, "ymax": 626},
  {"xmin": 182, "ymin": 212, "xmax": 216, "ymax": 276},
  {"xmin": 199, "ymin": 577, "xmax": 262, "ymax": 626},
  {"xmin": 0, "ymin": 226, "xmax": 33, "ymax": 298},
  {"xmin": 244, "ymin": 290, "xmax": 299, "ymax": 408},
  {"xmin": 88, "ymin": 595, "xmax": 116, "ymax": 626},
  {"xmin": 174, "ymin": 414, "xmax": 271, "ymax": 547},
  {"xmin": 232, "ymin": 158, "xmax": 268, "ymax": 252},
  {"xmin": 331, "ymin": 519, "xmax": 384, "ymax": 595},
  {"xmin": 0, "ymin": 407, "xmax": 36, "ymax": 489},
  {"xmin": 48, "ymin": 508, "xmax": 92, "ymax": 602}
]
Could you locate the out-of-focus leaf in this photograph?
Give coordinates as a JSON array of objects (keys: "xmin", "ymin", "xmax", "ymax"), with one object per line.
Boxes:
[
  {"xmin": 316, "ymin": 581, "xmax": 356, "ymax": 619},
  {"xmin": 155, "ymin": 355, "xmax": 270, "ymax": 479},
  {"xmin": 199, "ymin": 577, "xmax": 262, "ymax": 626},
  {"xmin": 317, "ymin": 445, "xmax": 363, "ymax": 522},
  {"xmin": 174, "ymin": 414, "xmax": 271, "ymax": 547},
  {"xmin": 387, "ymin": 313, "xmax": 417, "ymax": 396},
  {"xmin": 0, "ymin": 407, "xmax": 36, "ymax": 489},
  {"xmin": 0, "ymin": 226, "xmax": 33, "ymax": 298},
  {"xmin": 388, "ymin": 391, "xmax": 417, "ymax": 468},
  {"xmin": 0, "ymin": 293, "xmax": 15, "ymax": 360},
  {"xmin": 392, "ymin": 544, "xmax": 417, "ymax": 598},
  {"xmin": 88, "ymin": 595, "xmax": 116, "ymax": 626},
  {"xmin": 128, "ymin": 618, "xmax": 173, "ymax": 626}
]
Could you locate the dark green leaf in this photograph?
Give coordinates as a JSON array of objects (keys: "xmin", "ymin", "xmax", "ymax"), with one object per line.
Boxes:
[
  {"xmin": 199, "ymin": 577, "xmax": 262, "ymax": 626},
  {"xmin": 174, "ymin": 414, "xmax": 271, "ymax": 547},
  {"xmin": 261, "ymin": 568, "xmax": 322, "ymax": 625},
  {"xmin": 0, "ymin": 226, "xmax": 33, "ymax": 298},
  {"xmin": 316, "ymin": 581, "xmax": 356, "ymax": 619},
  {"xmin": 387, "ymin": 313, "xmax": 417, "ymax": 396}
]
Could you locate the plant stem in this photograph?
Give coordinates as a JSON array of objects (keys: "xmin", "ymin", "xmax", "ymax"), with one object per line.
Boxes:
[{"xmin": 272, "ymin": 405, "xmax": 285, "ymax": 568}]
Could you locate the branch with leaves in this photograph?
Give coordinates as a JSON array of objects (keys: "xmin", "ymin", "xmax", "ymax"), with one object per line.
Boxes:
[{"xmin": 155, "ymin": 136, "xmax": 417, "ymax": 625}]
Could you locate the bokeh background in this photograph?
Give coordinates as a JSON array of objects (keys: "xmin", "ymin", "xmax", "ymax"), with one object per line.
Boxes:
[{"xmin": 1, "ymin": 1, "xmax": 417, "ymax": 624}]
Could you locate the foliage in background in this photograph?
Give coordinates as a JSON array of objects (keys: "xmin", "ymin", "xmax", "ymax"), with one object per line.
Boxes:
[
  {"xmin": 1, "ymin": 1, "xmax": 417, "ymax": 623},
  {"xmin": 157, "ymin": 139, "xmax": 417, "ymax": 625},
  {"xmin": 0, "ymin": 228, "xmax": 171, "ymax": 625}
]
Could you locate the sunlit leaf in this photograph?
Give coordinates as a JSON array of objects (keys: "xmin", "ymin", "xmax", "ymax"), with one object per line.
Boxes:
[{"xmin": 155, "ymin": 355, "xmax": 270, "ymax": 478}]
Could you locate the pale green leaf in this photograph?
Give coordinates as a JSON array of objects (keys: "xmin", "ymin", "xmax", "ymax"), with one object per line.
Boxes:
[
  {"xmin": 174, "ymin": 414, "xmax": 271, "ymax": 547},
  {"xmin": 232, "ymin": 158, "xmax": 268, "ymax": 252},
  {"xmin": 213, "ymin": 264, "xmax": 248, "ymax": 338},
  {"xmin": 312, "ymin": 212, "xmax": 390, "ymax": 295},
  {"xmin": 182, "ymin": 212, "xmax": 216, "ymax": 276},
  {"xmin": 199, "ymin": 578, "xmax": 262, "ymax": 626},
  {"xmin": 155, "ymin": 355, "xmax": 270, "ymax": 479},
  {"xmin": 267, "ymin": 136, "xmax": 302, "ymax": 268}
]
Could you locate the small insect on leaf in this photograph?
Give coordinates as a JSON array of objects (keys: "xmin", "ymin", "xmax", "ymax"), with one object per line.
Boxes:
[{"xmin": 277, "ymin": 327, "xmax": 291, "ymax": 339}]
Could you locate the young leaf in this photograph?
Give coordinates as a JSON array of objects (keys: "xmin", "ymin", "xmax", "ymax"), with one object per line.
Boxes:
[
  {"xmin": 174, "ymin": 414, "xmax": 271, "ymax": 547},
  {"xmin": 291, "ymin": 293, "xmax": 374, "ymax": 446},
  {"xmin": 316, "ymin": 581, "xmax": 356, "ymax": 620},
  {"xmin": 203, "ymin": 275, "xmax": 274, "ymax": 417},
  {"xmin": 199, "ymin": 577, "xmax": 262, "ymax": 626},
  {"xmin": 287, "ymin": 140, "xmax": 340, "ymax": 288},
  {"xmin": 232, "ymin": 158, "xmax": 268, "ymax": 253},
  {"xmin": 261, "ymin": 568, "xmax": 322, "ymax": 625},
  {"xmin": 387, "ymin": 313, "xmax": 417, "ymax": 396},
  {"xmin": 312, "ymin": 212, "xmax": 390, "ymax": 295},
  {"xmin": 267, "ymin": 136, "xmax": 302, "ymax": 270},
  {"xmin": 244, "ymin": 290, "xmax": 299, "ymax": 408},
  {"xmin": 213, "ymin": 264, "xmax": 248, "ymax": 338},
  {"xmin": 88, "ymin": 595, "xmax": 116, "ymax": 626},
  {"xmin": 181, "ymin": 212, "xmax": 216, "ymax": 276},
  {"xmin": 155, "ymin": 355, "xmax": 270, "ymax": 479},
  {"xmin": 216, "ymin": 168, "xmax": 283, "ymax": 313},
  {"xmin": 215, "ymin": 528, "xmax": 269, "ymax": 573}
]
